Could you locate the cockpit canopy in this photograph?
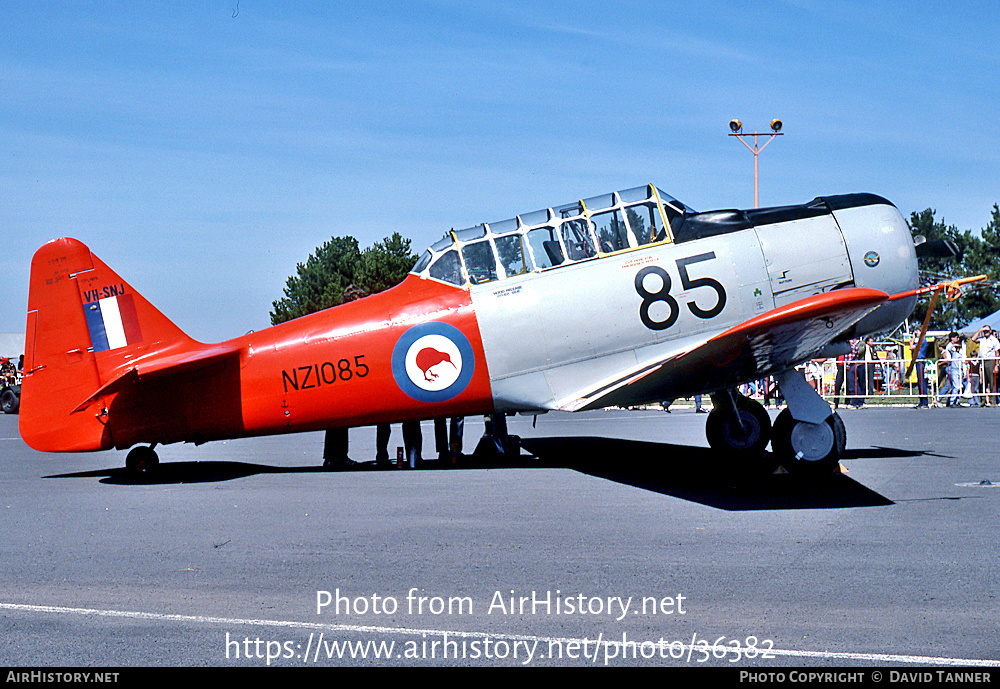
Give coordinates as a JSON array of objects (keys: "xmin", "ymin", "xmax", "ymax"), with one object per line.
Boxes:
[{"xmin": 411, "ymin": 184, "xmax": 691, "ymax": 287}]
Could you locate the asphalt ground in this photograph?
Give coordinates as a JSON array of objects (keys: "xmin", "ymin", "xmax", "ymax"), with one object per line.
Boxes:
[{"xmin": 1, "ymin": 405, "xmax": 999, "ymax": 668}]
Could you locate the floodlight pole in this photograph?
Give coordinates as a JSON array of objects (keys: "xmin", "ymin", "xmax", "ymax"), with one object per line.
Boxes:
[{"xmin": 729, "ymin": 128, "xmax": 783, "ymax": 208}]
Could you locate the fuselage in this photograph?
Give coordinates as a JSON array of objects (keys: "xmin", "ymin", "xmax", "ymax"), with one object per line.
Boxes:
[
  {"xmin": 199, "ymin": 189, "xmax": 917, "ymax": 445},
  {"xmin": 20, "ymin": 186, "xmax": 918, "ymax": 453}
]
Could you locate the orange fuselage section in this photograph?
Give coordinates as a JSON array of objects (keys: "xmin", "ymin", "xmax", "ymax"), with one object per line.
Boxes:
[
  {"xmin": 104, "ymin": 277, "xmax": 496, "ymax": 450},
  {"xmin": 233, "ymin": 277, "xmax": 495, "ymax": 440},
  {"xmin": 20, "ymin": 237, "xmax": 495, "ymax": 453}
]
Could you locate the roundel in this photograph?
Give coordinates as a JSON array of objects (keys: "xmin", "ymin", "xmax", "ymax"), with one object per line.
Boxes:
[{"xmin": 391, "ymin": 322, "xmax": 475, "ymax": 403}]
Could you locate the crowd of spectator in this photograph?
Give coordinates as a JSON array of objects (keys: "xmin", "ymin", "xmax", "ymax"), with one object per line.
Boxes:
[{"xmin": 734, "ymin": 327, "xmax": 999, "ymax": 408}]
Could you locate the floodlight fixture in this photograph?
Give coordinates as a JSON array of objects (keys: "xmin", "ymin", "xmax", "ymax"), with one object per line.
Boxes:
[{"xmin": 727, "ymin": 119, "xmax": 785, "ymax": 208}]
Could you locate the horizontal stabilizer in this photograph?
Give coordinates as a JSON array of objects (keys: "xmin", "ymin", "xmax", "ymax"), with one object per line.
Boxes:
[{"xmin": 72, "ymin": 342, "xmax": 241, "ymax": 413}]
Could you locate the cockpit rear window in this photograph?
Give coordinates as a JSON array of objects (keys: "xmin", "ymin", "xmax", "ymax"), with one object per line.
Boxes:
[{"xmin": 411, "ymin": 184, "xmax": 689, "ymax": 286}]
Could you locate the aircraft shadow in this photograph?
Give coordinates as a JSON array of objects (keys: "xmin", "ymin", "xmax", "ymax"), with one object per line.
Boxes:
[
  {"xmin": 46, "ymin": 462, "xmax": 339, "ymax": 486},
  {"xmin": 47, "ymin": 456, "xmax": 530, "ymax": 485},
  {"xmin": 520, "ymin": 436, "xmax": 896, "ymax": 511},
  {"xmin": 46, "ymin": 437, "xmax": 903, "ymax": 510},
  {"xmin": 846, "ymin": 445, "xmax": 951, "ymax": 460},
  {"xmin": 46, "ymin": 453, "xmax": 551, "ymax": 485}
]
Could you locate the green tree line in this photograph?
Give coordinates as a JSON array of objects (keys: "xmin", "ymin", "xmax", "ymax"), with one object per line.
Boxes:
[
  {"xmin": 270, "ymin": 232, "xmax": 417, "ymax": 325},
  {"xmin": 909, "ymin": 204, "xmax": 1000, "ymax": 329}
]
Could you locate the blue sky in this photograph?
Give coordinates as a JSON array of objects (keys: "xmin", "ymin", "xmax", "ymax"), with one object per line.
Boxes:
[{"xmin": 2, "ymin": 1, "xmax": 997, "ymax": 341}]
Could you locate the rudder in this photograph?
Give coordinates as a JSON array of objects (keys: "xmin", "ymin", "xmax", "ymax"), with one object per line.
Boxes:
[{"xmin": 20, "ymin": 238, "xmax": 195, "ymax": 452}]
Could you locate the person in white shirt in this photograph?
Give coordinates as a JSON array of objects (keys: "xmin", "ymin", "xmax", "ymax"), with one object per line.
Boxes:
[{"xmin": 974, "ymin": 326, "xmax": 999, "ymax": 406}]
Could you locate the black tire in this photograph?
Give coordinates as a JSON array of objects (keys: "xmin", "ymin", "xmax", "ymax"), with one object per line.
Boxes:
[
  {"xmin": 1, "ymin": 389, "xmax": 19, "ymax": 414},
  {"xmin": 830, "ymin": 412, "xmax": 846, "ymax": 456},
  {"xmin": 772, "ymin": 410, "xmax": 843, "ymax": 476},
  {"xmin": 125, "ymin": 446, "xmax": 159, "ymax": 475},
  {"xmin": 705, "ymin": 394, "xmax": 772, "ymax": 459},
  {"xmin": 770, "ymin": 408, "xmax": 793, "ymax": 459}
]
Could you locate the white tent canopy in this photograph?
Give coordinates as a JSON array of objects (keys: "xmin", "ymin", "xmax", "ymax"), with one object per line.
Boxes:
[
  {"xmin": 0, "ymin": 333, "xmax": 24, "ymax": 360},
  {"xmin": 961, "ymin": 309, "xmax": 1000, "ymax": 336}
]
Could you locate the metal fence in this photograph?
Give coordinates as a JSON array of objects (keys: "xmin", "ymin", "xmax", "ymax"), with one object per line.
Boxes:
[{"xmin": 738, "ymin": 356, "xmax": 999, "ymax": 407}]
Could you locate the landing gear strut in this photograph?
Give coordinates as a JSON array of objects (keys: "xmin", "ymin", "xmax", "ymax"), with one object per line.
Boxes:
[{"xmin": 126, "ymin": 445, "xmax": 159, "ymax": 475}]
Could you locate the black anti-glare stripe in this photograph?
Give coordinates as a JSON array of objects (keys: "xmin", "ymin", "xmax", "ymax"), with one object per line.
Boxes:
[{"xmin": 819, "ymin": 193, "xmax": 893, "ymax": 212}]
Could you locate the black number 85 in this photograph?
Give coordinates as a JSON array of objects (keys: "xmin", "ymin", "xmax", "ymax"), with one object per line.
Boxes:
[{"xmin": 635, "ymin": 253, "xmax": 727, "ymax": 331}]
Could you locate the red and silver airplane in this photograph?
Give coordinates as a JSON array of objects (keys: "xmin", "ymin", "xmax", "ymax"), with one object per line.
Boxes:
[{"xmin": 21, "ymin": 185, "xmax": 925, "ymax": 476}]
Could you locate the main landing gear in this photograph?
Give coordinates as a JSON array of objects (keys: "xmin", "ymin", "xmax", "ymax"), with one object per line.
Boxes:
[
  {"xmin": 770, "ymin": 408, "xmax": 845, "ymax": 475},
  {"xmin": 769, "ymin": 368, "xmax": 844, "ymax": 475},
  {"xmin": 706, "ymin": 368, "xmax": 844, "ymax": 477},
  {"xmin": 706, "ymin": 390, "xmax": 776, "ymax": 476},
  {"xmin": 125, "ymin": 445, "xmax": 159, "ymax": 475}
]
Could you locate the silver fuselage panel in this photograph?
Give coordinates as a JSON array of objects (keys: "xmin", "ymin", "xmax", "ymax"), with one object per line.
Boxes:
[{"xmin": 412, "ymin": 188, "xmax": 916, "ymax": 411}]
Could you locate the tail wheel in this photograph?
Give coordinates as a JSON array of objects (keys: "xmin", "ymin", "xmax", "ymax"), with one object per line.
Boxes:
[
  {"xmin": 771, "ymin": 409, "xmax": 845, "ymax": 476},
  {"xmin": 126, "ymin": 446, "xmax": 159, "ymax": 475}
]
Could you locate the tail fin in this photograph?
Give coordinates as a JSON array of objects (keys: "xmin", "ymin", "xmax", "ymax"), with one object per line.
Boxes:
[{"xmin": 20, "ymin": 238, "xmax": 197, "ymax": 452}]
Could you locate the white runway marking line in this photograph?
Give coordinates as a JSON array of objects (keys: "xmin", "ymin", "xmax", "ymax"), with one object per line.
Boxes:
[{"xmin": 3, "ymin": 602, "xmax": 999, "ymax": 667}]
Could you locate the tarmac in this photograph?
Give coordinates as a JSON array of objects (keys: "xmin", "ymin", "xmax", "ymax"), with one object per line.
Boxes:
[{"xmin": 1, "ymin": 406, "xmax": 998, "ymax": 667}]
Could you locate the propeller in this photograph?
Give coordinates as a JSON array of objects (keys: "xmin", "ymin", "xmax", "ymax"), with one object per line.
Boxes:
[
  {"xmin": 914, "ymin": 237, "xmax": 962, "ymax": 259},
  {"xmin": 900, "ymin": 275, "xmax": 988, "ymax": 379}
]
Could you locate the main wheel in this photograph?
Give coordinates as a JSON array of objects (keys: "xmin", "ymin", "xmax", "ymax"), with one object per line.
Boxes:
[
  {"xmin": 771, "ymin": 409, "xmax": 844, "ymax": 476},
  {"xmin": 125, "ymin": 446, "xmax": 159, "ymax": 475},
  {"xmin": 705, "ymin": 394, "xmax": 772, "ymax": 459}
]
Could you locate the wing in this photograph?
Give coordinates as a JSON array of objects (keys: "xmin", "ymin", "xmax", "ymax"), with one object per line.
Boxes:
[{"xmin": 556, "ymin": 287, "xmax": 889, "ymax": 412}]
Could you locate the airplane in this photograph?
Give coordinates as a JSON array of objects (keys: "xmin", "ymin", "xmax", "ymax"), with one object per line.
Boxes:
[{"xmin": 20, "ymin": 184, "xmax": 934, "ymax": 478}]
